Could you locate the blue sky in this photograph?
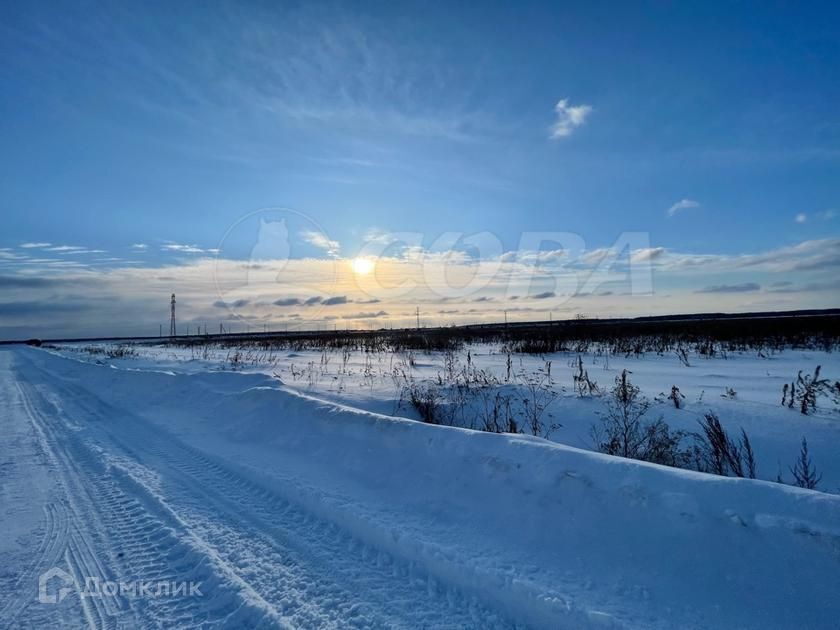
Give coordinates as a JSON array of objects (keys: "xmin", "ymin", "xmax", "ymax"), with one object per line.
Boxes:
[{"xmin": 1, "ymin": 1, "xmax": 839, "ymax": 337}]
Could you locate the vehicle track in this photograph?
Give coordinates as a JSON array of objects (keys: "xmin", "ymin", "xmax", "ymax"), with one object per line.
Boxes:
[
  {"xmin": 14, "ymin": 350, "xmax": 514, "ymax": 628},
  {"xmin": 12, "ymin": 376, "xmax": 281, "ymax": 629}
]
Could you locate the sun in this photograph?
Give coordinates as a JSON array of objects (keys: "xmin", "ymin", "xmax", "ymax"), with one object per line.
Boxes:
[{"xmin": 351, "ymin": 257, "xmax": 375, "ymax": 275}]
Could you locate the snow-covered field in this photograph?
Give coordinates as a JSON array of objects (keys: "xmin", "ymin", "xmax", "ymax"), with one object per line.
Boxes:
[{"xmin": 1, "ymin": 342, "xmax": 839, "ymax": 628}]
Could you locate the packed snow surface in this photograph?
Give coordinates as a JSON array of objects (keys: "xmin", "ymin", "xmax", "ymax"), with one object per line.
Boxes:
[{"xmin": 1, "ymin": 345, "xmax": 839, "ymax": 628}]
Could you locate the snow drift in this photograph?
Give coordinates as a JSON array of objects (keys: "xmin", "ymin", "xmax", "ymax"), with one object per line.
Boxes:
[{"xmin": 15, "ymin": 348, "xmax": 840, "ymax": 628}]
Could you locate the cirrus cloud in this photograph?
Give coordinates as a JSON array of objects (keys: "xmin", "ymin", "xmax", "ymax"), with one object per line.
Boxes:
[{"xmin": 667, "ymin": 199, "xmax": 701, "ymax": 217}]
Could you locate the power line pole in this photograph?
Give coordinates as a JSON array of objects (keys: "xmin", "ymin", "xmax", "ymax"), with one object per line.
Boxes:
[
  {"xmin": 416, "ymin": 306, "xmax": 420, "ymax": 330},
  {"xmin": 169, "ymin": 293, "xmax": 176, "ymax": 337}
]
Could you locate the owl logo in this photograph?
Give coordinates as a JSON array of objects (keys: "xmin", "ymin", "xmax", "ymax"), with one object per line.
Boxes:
[
  {"xmin": 245, "ymin": 217, "xmax": 291, "ymax": 290},
  {"xmin": 249, "ymin": 218, "xmax": 290, "ymax": 263}
]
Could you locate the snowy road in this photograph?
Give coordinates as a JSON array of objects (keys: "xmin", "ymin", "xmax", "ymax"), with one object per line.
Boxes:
[
  {"xmin": 2, "ymin": 346, "xmax": 839, "ymax": 629},
  {"xmin": 0, "ymin": 348, "xmax": 510, "ymax": 628}
]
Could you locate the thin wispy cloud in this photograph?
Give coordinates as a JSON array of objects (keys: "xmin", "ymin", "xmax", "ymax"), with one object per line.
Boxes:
[
  {"xmin": 161, "ymin": 243, "xmax": 219, "ymax": 255},
  {"xmin": 213, "ymin": 298, "xmax": 249, "ymax": 308},
  {"xmin": 667, "ymin": 199, "xmax": 701, "ymax": 217},
  {"xmin": 795, "ymin": 210, "xmax": 836, "ymax": 223},
  {"xmin": 630, "ymin": 247, "xmax": 666, "ymax": 263},
  {"xmin": 549, "ymin": 98, "xmax": 592, "ymax": 139},
  {"xmin": 46, "ymin": 245, "xmax": 86, "ymax": 252},
  {"xmin": 341, "ymin": 310, "xmax": 387, "ymax": 319},
  {"xmin": 131, "ymin": 243, "xmax": 149, "ymax": 250},
  {"xmin": 768, "ymin": 278, "xmax": 840, "ymax": 293},
  {"xmin": 0, "ymin": 251, "xmax": 27, "ymax": 261},
  {"xmin": 300, "ymin": 230, "xmax": 341, "ymax": 258},
  {"xmin": 0, "ymin": 275, "xmax": 64, "ymax": 288},
  {"xmin": 695, "ymin": 282, "xmax": 761, "ymax": 294},
  {"xmin": 19, "ymin": 242, "xmax": 51, "ymax": 249},
  {"xmin": 63, "ymin": 248, "xmax": 107, "ymax": 255}
]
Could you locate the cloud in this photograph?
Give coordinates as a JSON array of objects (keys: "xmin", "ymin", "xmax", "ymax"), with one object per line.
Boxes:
[
  {"xmin": 818, "ymin": 209, "xmax": 836, "ymax": 220},
  {"xmin": 346, "ymin": 310, "xmax": 387, "ymax": 319},
  {"xmin": 630, "ymin": 247, "xmax": 666, "ymax": 263},
  {"xmin": 213, "ymin": 298, "xmax": 250, "ymax": 308},
  {"xmin": 536, "ymin": 249, "xmax": 567, "ymax": 265},
  {"xmin": 273, "ymin": 297, "xmax": 302, "ymax": 307},
  {"xmin": 667, "ymin": 199, "xmax": 701, "ymax": 217},
  {"xmin": 131, "ymin": 243, "xmax": 148, "ymax": 250},
  {"xmin": 695, "ymin": 282, "xmax": 761, "ymax": 294},
  {"xmin": 46, "ymin": 245, "xmax": 86, "ymax": 252},
  {"xmin": 734, "ymin": 238, "xmax": 840, "ymax": 273},
  {"xmin": 6, "ymin": 232, "xmax": 840, "ymax": 339},
  {"xmin": 19, "ymin": 242, "xmax": 51, "ymax": 249},
  {"xmin": 0, "ymin": 275, "xmax": 63, "ymax": 288},
  {"xmin": 0, "ymin": 300, "xmax": 91, "ymax": 316},
  {"xmin": 162, "ymin": 243, "xmax": 208, "ymax": 254},
  {"xmin": 36, "ymin": 245, "xmax": 107, "ymax": 255},
  {"xmin": 549, "ymin": 98, "xmax": 592, "ymax": 139},
  {"xmin": 322, "ymin": 295, "xmax": 349, "ymax": 306},
  {"xmin": 579, "ymin": 248, "xmax": 611, "ymax": 265},
  {"xmin": 645, "ymin": 238, "xmax": 840, "ymax": 275},
  {"xmin": 300, "ymin": 230, "xmax": 340, "ymax": 258},
  {"xmin": 795, "ymin": 213, "xmax": 807, "ymax": 224},
  {"xmin": 767, "ymin": 278, "xmax": 840, "ymax": 293},
  {"xmin": 0, "ymin": 251, "xmax": 28, "ymax": 260}
]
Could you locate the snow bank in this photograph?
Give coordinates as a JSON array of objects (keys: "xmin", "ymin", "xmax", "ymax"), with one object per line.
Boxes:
[{"xmin": 21, "ymin": 348, "xmax": 840, "ymax": 628}]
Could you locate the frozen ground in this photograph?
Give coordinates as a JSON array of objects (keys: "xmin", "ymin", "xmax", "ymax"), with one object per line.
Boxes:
[
  {"xmin": 1, "ymin": 343, "xmax": 839, "ymax": 628},
  {"xmin": 53, "ymin": 340, "xmax": 840, "ymax": 490}
]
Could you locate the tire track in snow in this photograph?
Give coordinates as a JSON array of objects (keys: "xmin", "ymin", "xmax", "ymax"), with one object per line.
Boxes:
[
  {"xmin": 19, "ymin": 352, "xmax": 516, "ymax": 629},
  {"xmin": 12, "ymin": 376, "xmax": 287, "ymax": 629},
  {"xmin": 0, "ymin": 501, "xmax": 73, "ymax": 625},
  {"xmin": 0, "ymin": 362, "xmax": 86, "ymax": 629}
]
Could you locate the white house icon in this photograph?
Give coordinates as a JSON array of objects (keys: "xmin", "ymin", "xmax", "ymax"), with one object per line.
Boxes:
[{"xmin": 38, "ymin": 567, "xmax": 75, "ymax": 604}]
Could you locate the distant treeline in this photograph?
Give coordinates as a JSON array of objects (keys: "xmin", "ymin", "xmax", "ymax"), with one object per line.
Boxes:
[{"xmin": 159, "ymin": 309, "xmax": 840, "ymax": 355}]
